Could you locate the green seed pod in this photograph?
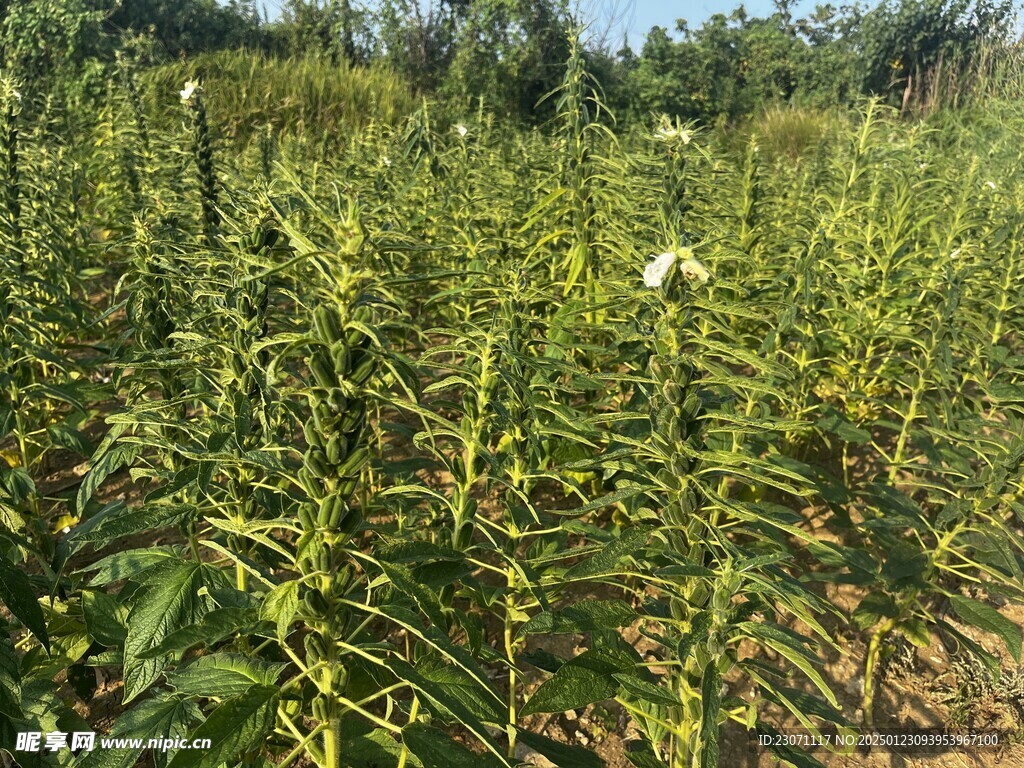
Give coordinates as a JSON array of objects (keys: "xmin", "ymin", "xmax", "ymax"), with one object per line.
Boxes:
[
  {"xmin": 331, "ymin": 564, "xmax": 354, "ymax": 595},
  {"xmin": 304, "ymin": 588, "xmax": 329, "ymax": 615},
  {"xmin": 338, "ymin": 446, "xmax": 369, "ymax": 477},
  {"xmin": 662, "ymin": 380, "xmax": 683, "ymax": 404},
  {"xmin": 314, "ymin": 305, "xmax": 344, "ymax": 345},
  {"xmin": 681, "ymin": 392, "xmax": 701, "ymax": 418},
  {"xmin": 318, "ymin": 548, "xmax": 332, "ymax": 573},
  {"xmin": 668, "ymin": 415, "xmax": 684, "ymax": 442},
  {"xmin": 326, "ymin": 434, "xmax": 345, "ymax": 464},
  {"xmin": 303, "ymin": 421, "xmax": 324, "ymax": 449},
  {"xmin": 253, "ymin": 224, "xmax": 268, "ymax": 249},
  {"xmin": 326, "ymin": 499, "xmax": 346, "ymax": 529},
  {"xmin": 346, "ymin": 326, "xmax": 365, "ymax": 347},
  {"xmin": 298, "ymin": 504, "xmax": 316, "ymax": 530},
  {"xmin": 338, "ymin": 477, "xmax": 358, "ymax": 498},
  {"xmin": 328, "ymin": 388, "xmax": 348, "ymax": 413},
  {"xmin": 340, "ymin": 401, "xmax": 366, "ymax": 434},
  {"xmin": 305, "ymin": 448, "xmax": 330, "ymax": 478},
  {"xmin": 671, "ymin": 455, "xmax": 690, "ymax": 476},
  {"xmin": 304, "ymin": 634, "xmax": 326, "ymax": 664},
  {"xmin": 331, "ymin": 666, "xmax": 349, "ymax": 690},
  {"xmin": 311, "ymin": 697, "xmax": 327, "ymax": 722},
  {"xmin": 229, "ymin": 354, "xmax": 246, "ymax": 379},
  {"xmin": 350, "ymin": 355, "xmax": 375, "ymax": 386},
  {"xmin": 309, "ymin": 351, "xmax": 336, "ymax": 389},
  {"xmin": 316, "ymin": 495, "xmax": 336, "ymax": 527},
  {"xmin": 331, "ymin": 341, "xmax": 351, "ymax": 375}
]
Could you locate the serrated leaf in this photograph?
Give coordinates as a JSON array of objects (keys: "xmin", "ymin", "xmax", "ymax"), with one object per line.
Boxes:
[
  {"xmin": 612, "ymin": 672, "xmax": 679, "ymax": 707},
  {"xmin": 259, "ymin": 580, "xmax": 299, "ymax": 642},
  {"xmin": 521, "ymin": 642, "xmax": 641, "ymax": 716},
  {"xmin": 517, "ymin": 600, "xmax": 636, "ymax": 639},
  {"xmin": 122, "ymin": 561, "xmax": 226, "ymax": 703},
  {"xmin": 402, "ymin": 722, "xmax": 501, "ymax": 768},
  {"xmin": 75, "ymin": 694, "xmax": 200, "ymax": 768},
  {"xmin": 81, "ymin": 546, "xmax": 185, "ymax": 586},
  {"xmin": 165, "ymin": 685, "xmax": 279, "ymax": 768},
  {"xmin": 0, "ymin": 552, "xmax": 49, "ymax": 651},
  {"xmin": 563, "ymin": 526, "xmax": 651, "ymax": 581},
  {"xmin": 699, "ymin": 661, "xmax": 721, "ymax": 768},
  {"xmin": 139, "ymin": 607, "xmax": 266, "ymax": 658},
  {"xmin": 69, "ymin": 503, "xmax": 195, "ymax": 547},
  {"xmin": 949, "ymin": 595, "xmax": 1022, "ymax": 663},
  {"xmin": 0, "ymin": 634, "xmax": 21, "ymax": 718},
  {"xmin": 166, "ymin": 654, "xmax": 285, "ymax": 697},
  {"xmin": 82, "ymin": 589, "xmax": 128, "ymax": 647},
  {"xmin": 77, "ymin": 443, "xmax": 139, "ymax": 514}
]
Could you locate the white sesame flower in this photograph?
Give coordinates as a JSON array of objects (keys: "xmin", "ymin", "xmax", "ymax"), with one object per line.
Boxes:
[
  {"xmin": 382, "ymin": 155, "xmax": 391, "ymax": 167},
  {"xmin": 949, "ymin": 247, "xmax": 961, "ymax": 259},
  {"xmin": 61, "ymin": 526, "xmax": 71, "ymax": 535},
  {"xmin": 644, "ymin": 251, "xmax": 676, "ymax": 288},
  {"xmin": 456, "ymin": 124, "xmax": 468, "ymax": 137},
  {"xmin": 985, "ymin": 180, "xmax": 996, "ymax": 190},
  {"xmin": 656, "ymin": 126, "xmax": 691, "ymax": 144},
  {"xmin": 680, "ymin": 257, "xmax": 710, "ymax": 284},
  {"xmin": 179, "ymin": 80, "xmax": 199, "ymax": 102},
  {"xmin": 11, "ymin": 89, "xmax": 21, "ymax": 102}
]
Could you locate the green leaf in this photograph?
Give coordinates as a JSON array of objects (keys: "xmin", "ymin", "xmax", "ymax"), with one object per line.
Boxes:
[
  {"xmin": 337, "ymin": 721, "xmax": 407, "ymax": 767},
  {"xmin": 949, "ymin": 595, "xmax": 1022, "ymax": 663},
  {"xmin": 122, "ymin": 561, "xmax": 226, "ymax": 703},
  {"xmin": 0, "ymin": 552, "xmax": 49, "ymax": 652},
  {"xmin": 165, "ymin": 685, "xmax": 279, "ymax": 768},
  {"xmin": 165, "ymin": 654, "xmax": 285, "ymax": 698},
  {"xmin": 81, "ymin": 546, "xmax": 185, "ymax": 586},
  {"xmin": 0, "ymin": 634, "xmax": 21, "ymax": 718},
  {"xmin": 677, "ymin": 611, "xmax": 713, "ymax": 664},
  {"xmin": 816, "ymin": 408, "xmax": 870, "ymax": 444},
  {"xmin": 74, "ymin": 694, "xmax": 200, "ymax": 768},
  {"xmin": 259, "ymin": 580, "xmax": 300, "ymax": 642},
  {"xmin": 516, "ymin": 729, "xmax": 605, "ymax": 768},
  {"xmin": 414, "ymin": 655, "xmax": 505, "ymax": 723},
  {"xmin": 402, "ymin": 723, "xmax": 502, "ymax": 768},
  {"xmin": 77, "ymin": 442, "xmax": 139, "ymax": 514},
  {"xmin": 517, "ymin": 600, "xmax": 636, "ymax": 639},
  {"xmin": 379, "ymin": 560, "xmax": 447, "ymax": 628},
  {"xmin": 851, "ymin": 592, "xmax": 897, "ymax": 630},
  {"xmin": 699, "ymin": 661, "xmax": 721, "ymax": 768},
  {"xmin": 383, "ymin": 657, "xmax": 509, "ymax": 764},
  {"xmin": 139, "ymin": 607, "xmax": 267, "ymax": 658},
  {"xmin": 521, "ymin": 641, "xmax": 641, "ymax": 716},
  {"xmin": 623, "ymin": 736, "xmax": 664, "ymax": 768},
  {"xmin": 563, "ymin": 526, "xmax": 651, "ymax": 581},
  {"xmin": 82, "ymin": 589, "xmax": 128, "ymax": 647},
  {"xmin": 612, "ymin": 673, "xmax": 679, "ymax": 707},
  {"xmin": 69, "ymin": 503, "xmax": 196, "ymax": 547}
]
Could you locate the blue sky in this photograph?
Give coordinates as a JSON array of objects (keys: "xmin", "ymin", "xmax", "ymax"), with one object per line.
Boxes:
[{"xmin": 251, "ymin": 0, "xmax": 828, "ymax": 48}]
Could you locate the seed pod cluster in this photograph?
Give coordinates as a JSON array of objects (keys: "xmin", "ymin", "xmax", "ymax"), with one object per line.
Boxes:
[
  {"xmin": 183, "ymin": 88, "xmax": 219, "ymax": 237},
  {"xmin": 650, "ymin": 355, "xmax": 703, "ymax": 529},
  {"xmin": 296, "ymin": 295, "xmax": 377, "ymax": 733}
]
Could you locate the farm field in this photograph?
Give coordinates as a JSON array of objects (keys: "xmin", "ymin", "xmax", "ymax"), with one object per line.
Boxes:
[{"xmin": 2, "ymin": 34, "xmax": 1024, "ymax": 768}]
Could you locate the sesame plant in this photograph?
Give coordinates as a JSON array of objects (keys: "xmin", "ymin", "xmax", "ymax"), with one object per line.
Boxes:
[{"xmin": 3, "ymin": 37, "xmax": 1024, "ymax": 768}]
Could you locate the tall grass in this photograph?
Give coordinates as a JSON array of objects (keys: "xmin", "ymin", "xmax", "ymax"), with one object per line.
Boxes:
[{"xmin": 140, "ymin": 50, "xmax": 417, "ymax": 142}]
